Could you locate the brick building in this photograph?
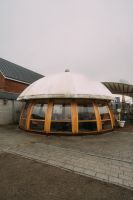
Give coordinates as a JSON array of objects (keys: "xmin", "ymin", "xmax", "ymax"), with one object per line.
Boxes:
[{"xmin": 0, "ymin": 58, "xmax": 44, "ymax": 124}]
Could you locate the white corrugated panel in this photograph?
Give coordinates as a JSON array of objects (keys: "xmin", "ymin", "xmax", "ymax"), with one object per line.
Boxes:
[{"xmin": 17, "ymin": 72, "xmax": 113, "ymax": 100}]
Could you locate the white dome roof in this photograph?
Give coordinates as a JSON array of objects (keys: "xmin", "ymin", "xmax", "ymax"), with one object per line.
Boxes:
[{"xmin": 17, "ymin": 72, "xmax": 113, "ymax": 100}]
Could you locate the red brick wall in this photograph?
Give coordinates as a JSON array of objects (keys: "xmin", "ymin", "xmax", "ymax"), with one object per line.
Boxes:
[
  {"xmin": 0, "ymin": 73, "xmax": 5, "ymax": 91},
  {"xmin": 0, "ymin": 73, "xmax": 29, "ymax": 93},
  {"xmin": 4, "ymin": 79, "xmax": 28, "ymax": 93}
]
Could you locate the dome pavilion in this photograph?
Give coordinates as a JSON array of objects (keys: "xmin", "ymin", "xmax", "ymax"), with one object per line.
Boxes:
[{"xmin": 18, "ymin": 71, "xmax": 115, "ymax": 135}]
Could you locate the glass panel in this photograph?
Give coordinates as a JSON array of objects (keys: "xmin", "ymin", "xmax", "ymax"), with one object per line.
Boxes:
[
  {"xmin": 78, "ymin": 122, "xmax": 97, "ymax": 132},
  {"xmin": 51, "ymin": 122, "xmax": 72, "ymax": 132},
  {"xmin": 21, "ymin": 103, "xmax": 29, "ymax": 118},
  {"xmin": 98, "ymin": 104, "xmax": 110, "ymax": 120},
  {"xmin": 102, "ymin": 120, "xmax": 112, "ymax": 130},
  {"xmin": 52, "ymin": 104, "xmax": 71, "ymax": 120},
  {"xmin": 31, "ymin": 104, "xmax": 47, "ymax": 120},
  {"xmin": 78, "ymin": 104, "xmax": 96, "ymax": 120},
  {"xmin": 30, "ymin": 120, "xmax": 44, "ymax": 131}
]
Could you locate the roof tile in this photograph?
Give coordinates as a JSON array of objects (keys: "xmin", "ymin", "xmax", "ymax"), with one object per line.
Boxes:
[{"xmin": 0, "ymin": 58, "xmax": 44, "ymax": 84}]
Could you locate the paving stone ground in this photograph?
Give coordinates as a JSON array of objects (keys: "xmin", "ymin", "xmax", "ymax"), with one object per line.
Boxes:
[
  {"xmin": 1, "ymin": 153, "xmax": 133, "ymax": 200},
  {"xmin": 0, "ymin": 125, "xmax": 133, "ymax": 189}
]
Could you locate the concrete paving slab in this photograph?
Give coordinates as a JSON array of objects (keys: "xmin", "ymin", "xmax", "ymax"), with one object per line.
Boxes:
[{"xmin": 0, "ymin": 125, "xmax": 133, "ymax": 189}]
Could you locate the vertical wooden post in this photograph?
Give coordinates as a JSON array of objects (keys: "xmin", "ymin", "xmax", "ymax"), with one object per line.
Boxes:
[
  {"xmin": 19, "ymin": 105, "xmax": 25, "ymax": 127},
  {"xmin": 93, "ymin": 102, "xmax": 102, "ymax": 132},
  {"xmin": 106, "ymin": 103, "xmax": 115, "ymax": 128},
  {"xmin": 45, "ymin": 101, "xmax": 53, "ymax": 134},
  {"xmin": 26, "ymin": 102, "xmax": 34, "ymax": 130},
  {"xmin": 71, "ymin": 101, "xmax": 78, "ymax": 134}
]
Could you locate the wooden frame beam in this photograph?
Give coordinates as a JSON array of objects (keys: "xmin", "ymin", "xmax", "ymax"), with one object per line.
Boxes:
[
  {"xmin": 44, "ymin": 101, "xmax": 53, "ymax": 133},
  {"xmin": 26, "ymin": 102, "xmax": 34, "ymax": 130},
  {"xmin": 106, "ymin": 103, "xmax": 115, "ymax": 128},
  {"xmin": 71, "ymin": 101, "xmax": 78, "ymax": 134},
  {"xmin": 93, "ymin": 102, "xmax": 102, "ymax": 132}
]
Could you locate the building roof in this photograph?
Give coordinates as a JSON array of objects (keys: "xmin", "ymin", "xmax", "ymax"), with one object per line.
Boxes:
[
  {"xmin": 18, "ymin": 71, "xmax": 113, "ymax": 101},
  {"xmin": 102, "ymin": 82, "xmax": 133, "ymax": 98},
  {"xmin": 0, "ymin": 91, "xmax": 19, "ymax": 100},
  {"xmin": 0, "ymin": 58, "xmax": 44, "ymax": 84}
]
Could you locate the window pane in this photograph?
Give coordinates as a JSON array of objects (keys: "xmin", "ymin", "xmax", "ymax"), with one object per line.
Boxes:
[
  {"xmin": 78, "ymin": 122, "xmax": 97, "ymax": 132},
  {"xmin": 21, "ymin": 103, "xmax": 29, "ymax": 118},
  {"xmin": 98, "ymin": 104, "xmax": 110, "ymax": 120},
  {"xmin": 31, "ymin": 104, "xmax": 47, "ymax": 120},
  {"xmin": 52, "ymin": 104, "xmax": 71, "ymax": 120},
  {"xmin": 78, "ymin": 104, "xmax": 96, "ymax": 120},
  {"xmin": 51, "ymin": 122, "xmax": 72, "ymax": 132},
  {"xmin": 30, "ymin": 120, "xmax": 44, "ymax": 131},
  {"xmin": 102, "ymin": 120, "xmax": 112, "ymax": 130}
]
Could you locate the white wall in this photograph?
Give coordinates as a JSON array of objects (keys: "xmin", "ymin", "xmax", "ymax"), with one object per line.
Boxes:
[{"xmin": 0, "ymin": 99, "xmax": 23, "ymax": 125}]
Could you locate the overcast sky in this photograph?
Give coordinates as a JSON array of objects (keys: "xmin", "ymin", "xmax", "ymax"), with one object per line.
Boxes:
[{"xmin": 0, "ymin": 0, "xmax": 133, "ymax": 83}]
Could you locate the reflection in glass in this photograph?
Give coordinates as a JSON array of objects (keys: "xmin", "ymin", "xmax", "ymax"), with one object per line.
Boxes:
[
  {"xmin": 30, "ymin": 120, "xmax": 44, "ymax": 131},
  {"xmin": 51, "ymin": 122, "xmax": 72, "ymax": 132},
  {"xmin": 52, "ymin": 104, "xmax": 71, "ymax": 120},
  {"xmin": 78, "ymin": 104, "xmax": 95, "ymax": 120},
  {"xmin": 98, "ymin": 104, "xmax": 110, "ymax": 120},
  {"xmin": 102, "ymin": 120, "xmax": 112, "ymax": 130},
  {"xmin": 31, "ymin": 104, "xmax": 47, "ymax": 120},
  {"xmin": 79, "ymin": 122, "xmax": 97, "ymax": 131}
]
